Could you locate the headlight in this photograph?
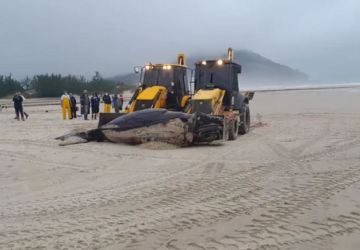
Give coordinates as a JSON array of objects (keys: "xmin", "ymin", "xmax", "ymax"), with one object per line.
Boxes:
[{"xmin": 163, "ymin": 65, "xmax": 172, "ymax": 70}]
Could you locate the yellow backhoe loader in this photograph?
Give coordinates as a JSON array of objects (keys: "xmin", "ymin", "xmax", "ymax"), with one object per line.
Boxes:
[
  {"xmin": 98, "ymin": 54, "xmax": 191, "ymax": 126},
  {"xmin": 125, "ymin": 54, "xmax": 190, "ymax": 113},
  {"xmin": 187, "ymin": 48, "xmax": 253, "ymax": 140}
]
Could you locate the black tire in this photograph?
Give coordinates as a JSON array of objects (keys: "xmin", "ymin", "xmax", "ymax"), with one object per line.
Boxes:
[
  {"xmin": 239, "ymin": 104, "xmax": 250, "ymax": 135},
  {"xmin": 228, "ymin": 119, "xmax": 238, "ymax": 140}
]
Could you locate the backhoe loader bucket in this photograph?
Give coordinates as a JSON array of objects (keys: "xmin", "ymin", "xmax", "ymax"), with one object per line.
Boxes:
[{"xmin": 98, "ymin": 112, "xmax": 126, "ymax": 127}]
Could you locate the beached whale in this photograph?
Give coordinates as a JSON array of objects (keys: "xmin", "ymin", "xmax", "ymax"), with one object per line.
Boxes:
[{"xmin": 56, "ymin": 109, "xmax": 224, "ymax": 146}]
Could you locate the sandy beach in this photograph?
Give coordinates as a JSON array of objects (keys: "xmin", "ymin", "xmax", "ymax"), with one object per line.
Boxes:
[{"xmin": 1, "ymin": 89, "xmax": 360, "ymax": 250}]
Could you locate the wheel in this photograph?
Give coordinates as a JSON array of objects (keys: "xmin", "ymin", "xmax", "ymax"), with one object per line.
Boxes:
[
  {"xmin": 239, "ymin": 104, "xmax": 250, "ymax": 135},
  {"xmin": 228, "ymin": 119, "xmax": 238, "ymax": 140}
]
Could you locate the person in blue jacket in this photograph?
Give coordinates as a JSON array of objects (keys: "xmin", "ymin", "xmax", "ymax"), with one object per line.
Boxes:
[{"xmin": 91, "ymin": 93, "xmax": 100, "ymax": 120}]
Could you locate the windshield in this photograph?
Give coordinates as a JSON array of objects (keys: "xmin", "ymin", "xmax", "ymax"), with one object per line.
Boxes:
[
  {"xmin": 194, "ymin": 62, "xmax": 240, "ymax": 92},
  {"xmin": 195, "ymin": 64, "xmax": 229, "ymax": 90},
  {"xmin": 143, "ymin": 67, "xmax": 174, "ymax": 87}
]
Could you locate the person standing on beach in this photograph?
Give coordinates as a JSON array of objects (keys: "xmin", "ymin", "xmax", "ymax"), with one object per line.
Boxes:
[
  {"xmin": 103, "ymin": 92, "xmax": 112, "ymax": 113},
  {"xmin": 80, "ymin": 90, "xmax": 90, "ymax": 120},
  {"xmin": 91, "ymin": 93, "xmax": 100, "ymax": 120},
  {"xmin": 60, "ymin": 91, "xmax": 72, "ymax": 120},
  {"xmin": 119, "ymin": 94, "xmax": 124, "ymax": 111},
  {"xmin": 69, "ymin": 93, "xmax": 77, "ymax": 119},
  {"xmin": 19, "ymin": 94, "xmax": 29, "ymax": 119},
  {"xmin": 12, "ymin": 92, "xmax": 25, "ymax": 121},
  {"xmin": 112, "ymin": 94, "xmax": 120, "ymax": 113}
]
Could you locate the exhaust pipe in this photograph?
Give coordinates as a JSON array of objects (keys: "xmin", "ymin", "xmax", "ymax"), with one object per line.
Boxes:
[
  {"xmin": 177, "ymin": 53, "xmax": 186, "ymax": 65},
  {"xmin": 227, "ymin": 48, "xmax": 234, "ymax": 61}
]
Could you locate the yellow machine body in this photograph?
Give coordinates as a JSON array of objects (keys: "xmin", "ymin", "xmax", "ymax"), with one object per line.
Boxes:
[
  {"xmin": 188, "ymin": 88, "xmax": 225, "ymax": 115},
  {"xmin": 126, "ymin": 86, "xmax": 167, "ymax": 113},
  {"xmin": 180, "ymin": 95, "xmax": 190, "ymax": 108},
  {"xmin": 137, "ymin": 85, "xmax": 166, "ymax": 101}
]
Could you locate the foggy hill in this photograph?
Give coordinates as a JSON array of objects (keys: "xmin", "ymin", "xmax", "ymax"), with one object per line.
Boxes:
[{"xmin": 110, "ymin": 49, "xmax": 308, "ymax": 86}]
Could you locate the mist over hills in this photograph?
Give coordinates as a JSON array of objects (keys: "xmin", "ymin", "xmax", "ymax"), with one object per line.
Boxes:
[{"xmin": 110, "ymin": 49, "xmax": 309, "ymax": 86}]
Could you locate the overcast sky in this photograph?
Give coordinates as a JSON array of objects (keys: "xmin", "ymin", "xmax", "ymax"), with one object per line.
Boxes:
[{"xmin": 1, "ymin": 0, "xmax": 359, "ymax": 82}]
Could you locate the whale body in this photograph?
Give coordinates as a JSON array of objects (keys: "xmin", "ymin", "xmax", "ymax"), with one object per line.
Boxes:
[{"xmin": 56, "ymin": 109, "xmax": 224, "ymax": 147}]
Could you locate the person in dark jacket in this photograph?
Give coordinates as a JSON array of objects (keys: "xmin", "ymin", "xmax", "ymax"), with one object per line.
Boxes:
[
  {"xmin": 12, "ymin": 92, "xmax": 25, "ymax": 121},
  {"xmin": 119, "ymin": 94, "xmax": 124, "ymax": 111},
  {"xmin": 80, "ymin": 90, "xmax": 90, "ymax": 120},
  {"xmin": 103, "ymin": 93, "xmax": 112, "ymax": 113},
  {"xmin": 91, "ymin": 93, "xmax": 100, "ymax": 120},
  {"xmin": 69, "ymin": 93, "xmax": 77, "ymax": 119},
  {"xmin": 112, "ymin": 94, "xmax": 120, "ymax": 113}
]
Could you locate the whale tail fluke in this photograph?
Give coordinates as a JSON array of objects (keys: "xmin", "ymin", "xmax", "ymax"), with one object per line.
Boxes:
[
  {"xmin": 58, "ymin": 136, "xmax": 88, "ymax": 146},
  {"xmin": 56, "ymin": 129, "xmax": 103, "ymax": 146}
]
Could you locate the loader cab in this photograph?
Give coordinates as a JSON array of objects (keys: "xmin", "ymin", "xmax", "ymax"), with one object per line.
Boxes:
[
  {"xmin": 140, "ymin": 64, "xmax": 190, "ymax": 110},
  {"xmin": 194, "ymin": 59, "xmax": 242, "ymax": 109}
]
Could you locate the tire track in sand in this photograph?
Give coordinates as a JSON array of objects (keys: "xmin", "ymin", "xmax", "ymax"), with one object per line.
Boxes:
[
  {"xmin": 3, "ymin": 141, "xmax": 360, "ymax": 248},
  {"xmin": 1, "ymin": 115, "xmax": 359, "ymax": 249}
]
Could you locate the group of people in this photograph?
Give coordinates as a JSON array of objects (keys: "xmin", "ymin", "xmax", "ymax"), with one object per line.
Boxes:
[
  {"xmin": 60, "ymin": 90, "xmax": 124, "ymax": 120},
  {"xmin": 12, "ymin": 92, "xmax": 29, "ymax": 121}
]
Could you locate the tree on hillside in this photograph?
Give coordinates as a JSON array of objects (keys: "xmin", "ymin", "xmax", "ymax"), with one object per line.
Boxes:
[
  {"xmin": 6, "ymin": 72, "xmax": 136, "ymax": 98},
  {"xmin": 31, "ymin": 74, "xmax": 87, "ymax": 97},
  {"xmin": 0, "ymin": 75, "xmax": 23, "ymax": 97},
  {"xmin": 87, "ymin": 72, "xmax": 115, "ymax": 93},
  {"xmin": 20, "ymin": 76, "xmax": 32, "ymax": 90},
  {"xmin": 93, "ymin": 71, "xmax": 102, "ymax": 81}
]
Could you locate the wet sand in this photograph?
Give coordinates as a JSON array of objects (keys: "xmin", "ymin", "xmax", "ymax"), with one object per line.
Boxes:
[{"xmin": 0, "ymin": 89, "xmax": 360, "ymax": 250}]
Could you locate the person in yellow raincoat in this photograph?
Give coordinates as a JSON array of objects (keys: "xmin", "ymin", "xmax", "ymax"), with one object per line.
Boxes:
[
  {"xmin": 61, "ymin": 91, "xmax": 72, "ymax": 119},
  {"xmin": 102, "ymin": 92, "xmax": 112, "ymax": 113}
]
